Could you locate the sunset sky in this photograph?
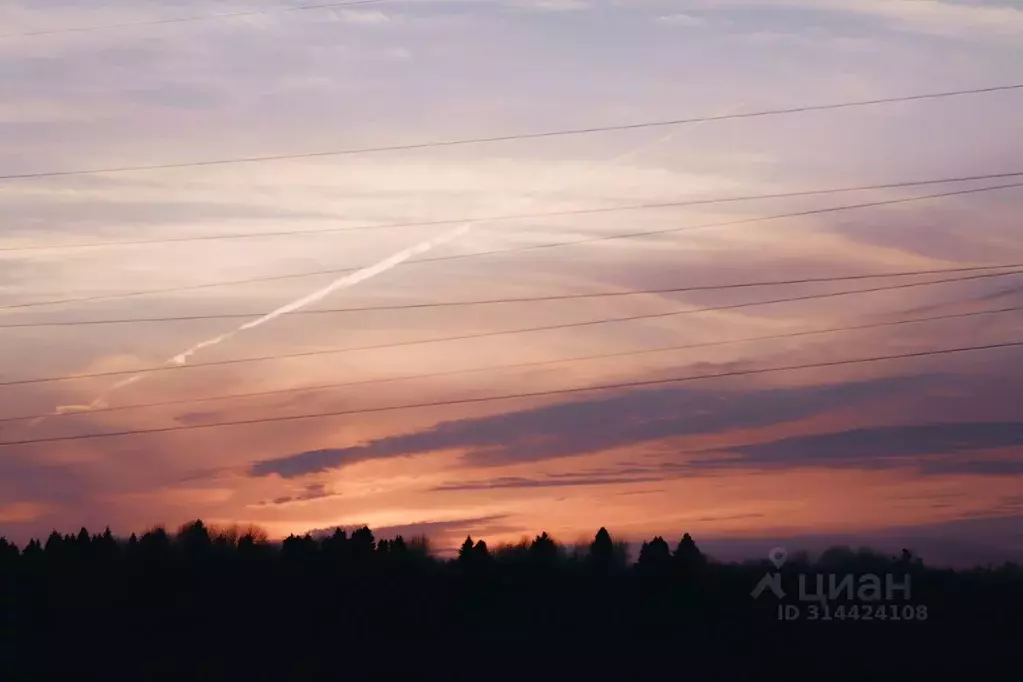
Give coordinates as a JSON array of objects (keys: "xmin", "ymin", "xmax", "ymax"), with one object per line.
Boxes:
[{"xmin": 1, "ymin": 0, "xmax": 1021, "ymax": 565}]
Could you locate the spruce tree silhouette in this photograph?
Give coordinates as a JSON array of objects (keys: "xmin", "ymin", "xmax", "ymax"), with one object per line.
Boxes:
[
  {"xmin": 0, "ymin": 537, "xmax": 17, "ymax": 580},
  {"xmin": 350, "ymin": 526, "xmax": 376, "ymax": 562},
  {"xmin": 0, "ymin": 537, "xmax": 17, "ymax": 560},
  {"xmin": 44, "ymin": 531, "xmax": 63, "ymax": 559},
  {"xmin": 385, "ymin": 535, "xmax": 412, "ymax": 572},
  {"xmin": 94, "ymin": 527, "xmax": 118, "ymax": 563},
  {"xmin": 673, "ymin": 533, "xmax": 706, "ymax": 576},
  {"xmin": 322, "ymin": 527, "xmax": 349, "ymax": 565},
  {"xmin": 472, "ymin": 539, "xmax": 491, "ymax": 563},
  {"xmin": 22, "ymin": 538, "xmax": 42, "ymax": 561},
  {"xmin": 589, "ymin": 527, "xmax": 616, "ymax": 574},
  {"xmin": 457, "ymin": 536, "xmax": 494, "ymax": 576},
  {"xmin": 637, "ymin": 536, "xmax": 672, "ymax": 575},
  {"xmin": 281, "ymin": 533, "xmax": 318, "ymax": 560},
  {"xmin": 529, "ymin": 532, "xmax": 559, "ymax": 569},
  {"xmin": 458, "ymin": 536, "xmax": 475, "ymax": 563},
  {"xmin": 176, "ymin": 520, "xmax": 212, "ymax": 554},
  {"xmin": 74, "ymin": 528, "xmax": 91, "ymax": 568}
]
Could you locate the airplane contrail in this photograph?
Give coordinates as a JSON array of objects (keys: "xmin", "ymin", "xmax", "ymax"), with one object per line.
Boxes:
[
  {"xmin": 49, "ymin": 222, "xmax": 475, "ymax": 417},
  {"xmin": 49, "ymin": 104, "xmax": 743, "ymax": 419}
]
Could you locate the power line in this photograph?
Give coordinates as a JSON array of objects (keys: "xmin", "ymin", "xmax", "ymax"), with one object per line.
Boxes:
[
  {"xmin": 2, "ymin": 302, "xmax": 1016, "ymax": 425},
  {"xmin": 5, "ymin": 170, "xmax": 1023, "ymax": 254},
  {"xmin": 0, "ymin": 265, "xmax": 365, "ymax": 312},
  {"xmin": 0, "ymin": 1, "xmax": 385, "ymax": 39},
  {"xmin": 1, "ymin": 263, "xmax": 1020, "ymax": 329},
  {"xmin": 5, "ymin": 180, "xmax": 1021, "ymax": 312},
  {"xmin": 2, "ymin": 84, "xmax": 1021, "ymax": 182},
  {"xmin": 2, "ymin": 339, "xmax": 1020, "ymax": 448},
  {"xmin": 2, "ymin": 268, "xmax": 1018, "ymax": 388},
  {"xmin": 405, "ymin": 182, "xmax": 1023, "ymax": 268}
]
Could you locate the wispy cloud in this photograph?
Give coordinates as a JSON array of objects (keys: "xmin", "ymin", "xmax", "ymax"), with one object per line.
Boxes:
[
  {"xmin": 251, "ymin": 482, "xmax": 342, "ymax": 508},
  {"xmin": 431, "ymin": 473, "xmax": 664, "ymax": 491},
  {"xmin": 687, "ymin": 422, "xmax": 1023, "ymax": 475},
  {"xmin": 678, "ymin": 0, "xmax": 1023, "ymax": 37},
  {"xmin": 656, "ymin": 13, "xmax": 707, "ymax": 27},
  {"xmin": 248, "ymin": 374, "xmax": 950, "ymax": 478}
]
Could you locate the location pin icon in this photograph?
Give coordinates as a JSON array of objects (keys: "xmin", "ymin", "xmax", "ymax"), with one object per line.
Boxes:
[{"xmin": 769, "ymin": 547, "xmax": 788, "ymax": 570}]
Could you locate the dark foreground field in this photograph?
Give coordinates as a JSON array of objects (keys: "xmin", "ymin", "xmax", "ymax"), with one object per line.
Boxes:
[{"xmin": 1, "ymin": 522, "xmax": 1020, "ymax": 679}]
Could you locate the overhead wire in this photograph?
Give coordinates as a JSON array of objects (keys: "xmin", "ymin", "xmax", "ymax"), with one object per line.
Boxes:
[
  {"xmin": 1, "ymin": 84, "xmax": 1021, "ymax": 181},
  {"xmin": 0, "ymin": 301, "xmax": 1017, "ymax": 425},
  {"xmin": 0, "ymin": 262, "xmax": 1020, "ymax": 329},
  {"xmin": 3, "ymin": 170, "xmax": 1022, "ymax": 254},
  {"xmin": 1, "ymin": 340, "xmax": 1020, "ymax": 447},
  {"xmin": 2, "ymin": 267, "xmax": 1019, "ymax": 388},
  {"xmin": 4, "ymin": 180, "xmax": 1022, "ymax": 312}
]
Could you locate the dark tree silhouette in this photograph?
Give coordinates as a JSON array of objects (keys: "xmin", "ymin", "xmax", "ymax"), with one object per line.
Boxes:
[
  {"xmin": 43, "ymin": 531, "xmax": 65, "ymax": 564},
  {"xmin": 139, "ymin": 526, "xmax": 170, "ymax": 555},
  {"xmin": 0, "ymin": 521, "xmax": 1019, "ymax": 680},
  {"xmin": 93, "ymin": 527, "xmax": 118, "ymax": 562},
  {"xmin": 21, "ymin": 538, "xmax": 42, "ymax": 561},
  {"xmin": 673, "ymin": 532, "xmax": 706, "ymax": 574},
  {"xmin": 589, "ymin": 527, "xmax": 616, "ymax": 574},
  {"xmin": 458, "ymin": 535, "xmax": 475, "ymax": 563},
  {"xmin": 350, "ymin": 526, "xmax": 376, "ymax": 560},
  {"xmin": 637, "ymin": 536, "xmax": 672, "ymax": 575},
  {"xmin": 321, "ymin": 527, "xmax": 348, "ymax": 561},
  {"xmin": 0, "ymin": 537, "xmax": 17, "ymax": 564},
  {"xmin": 176, "ymin": 520, "xmax": 212, "ymax": 553},
  {"xmin": 281, "ymin": 533, "xmax": 317, "ymax": 560},
  {"xmin": 237, "ymin": 532, "xmax": 257, "ymax": 555},
  {"xmin": 458, "ymin": 536, "xmax": 493, "ymax": 574},
  {"xmin": 472, "ymin": 539, "xmax": 491, "ymax": 563},
  {"xmin": 529, "ymin": 531, "xmax": 559, "ymax": 567}
]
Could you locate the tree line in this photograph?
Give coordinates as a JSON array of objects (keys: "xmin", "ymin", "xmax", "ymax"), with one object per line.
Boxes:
[{"xmin": 0, "ymin": 520, "xmax": 1020, "ymax": 678}]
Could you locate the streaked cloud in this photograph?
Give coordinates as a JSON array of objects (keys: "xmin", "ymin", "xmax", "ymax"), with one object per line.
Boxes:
[
  {"xmin": 247, "ymin": 371, "xmax": 1007, "ymax": 478},
  {"xmin": 688, "ymin": 422, "xmax": 1023, "ymax": 474},
  {"xmin": 656, "ymin": 13, "xmax": 708, "ymax": 27}
]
